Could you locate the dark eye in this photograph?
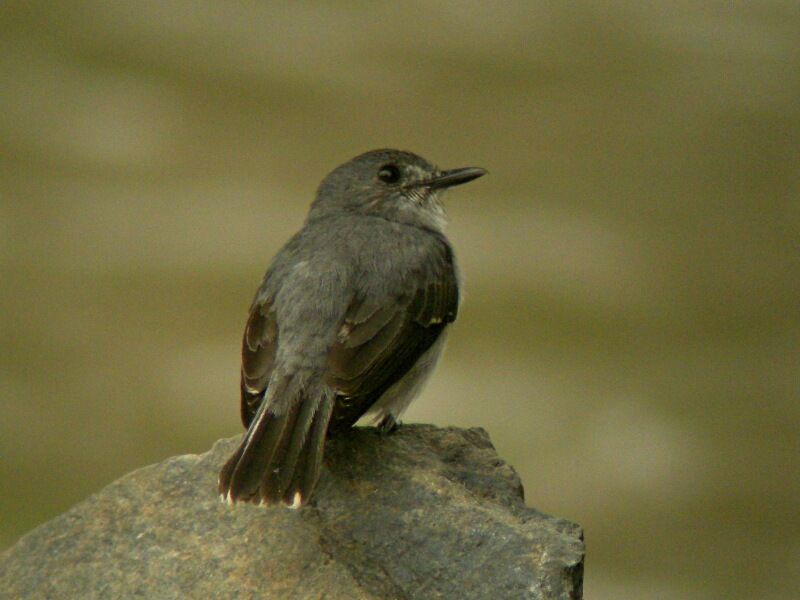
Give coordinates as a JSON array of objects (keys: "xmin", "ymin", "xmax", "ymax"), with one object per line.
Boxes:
[{"xmin": 378, "ymin": 164, "xmax": 401, "ymax": 184}]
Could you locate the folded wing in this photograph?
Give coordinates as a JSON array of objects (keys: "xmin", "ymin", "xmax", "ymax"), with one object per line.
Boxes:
[{"xmin": 326, "ymin": 241, "xmax": 458, "ymax": 430}]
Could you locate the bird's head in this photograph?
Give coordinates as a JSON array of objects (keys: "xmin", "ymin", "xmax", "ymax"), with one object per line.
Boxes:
[{"xmin": 308, "ymin": 149, "xmax": 486, "ymax": 231}]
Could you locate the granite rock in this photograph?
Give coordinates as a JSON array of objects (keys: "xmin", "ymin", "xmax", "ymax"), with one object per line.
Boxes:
[{"xmin": 0, "ymin": 425, "xmax": 584, "ymax": 599}]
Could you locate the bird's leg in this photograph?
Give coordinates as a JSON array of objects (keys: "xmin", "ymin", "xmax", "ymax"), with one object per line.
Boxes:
[{"xmin": 377, "ymin": 415, "xmax": 399, "ymax": 434}]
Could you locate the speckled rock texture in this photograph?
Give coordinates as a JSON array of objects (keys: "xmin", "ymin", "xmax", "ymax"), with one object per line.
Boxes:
[{"xmin": 0, "ymin": 425, "xmax": 584, "ymax": 599}]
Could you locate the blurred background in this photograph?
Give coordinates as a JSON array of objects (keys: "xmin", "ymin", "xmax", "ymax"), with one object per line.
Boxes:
[{"xmin": 1, "ymin": 2, "xmax": 798, "ymax": 598}]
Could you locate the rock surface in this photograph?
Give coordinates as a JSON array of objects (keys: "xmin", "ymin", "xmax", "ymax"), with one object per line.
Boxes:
[{"xmin": 0, "ymin": 425, "xmax": 584, "ymax": 599}]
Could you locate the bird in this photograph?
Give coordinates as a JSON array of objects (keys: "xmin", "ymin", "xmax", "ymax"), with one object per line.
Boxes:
[{"xmin": 218, "ymin": 149, "xmax": 486, "ymax": 507}]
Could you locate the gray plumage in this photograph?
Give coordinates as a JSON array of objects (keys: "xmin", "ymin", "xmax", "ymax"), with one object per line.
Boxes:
[{"xmin": 218, "ymin": 149, "xmax": 486, "ymax": 507}]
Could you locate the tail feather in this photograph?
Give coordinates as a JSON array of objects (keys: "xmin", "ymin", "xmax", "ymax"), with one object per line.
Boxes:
[
  {"xmin": 219, "ymin": 387, "xmax": 333, "ymax": 507},
  {"xmin": 254, "ymin": 398, "xmax": 303, "ymax": 504},
  {"xmin": 282, "ymin": 396, "xmax": 333, "ymax": 506},
  {"xmin": 267, "ymin": 395, "xmax": 319, "ymax": 502},
  {"xmin": 219, "ymin": 399, "xmax": 294, "ymax": 503}
]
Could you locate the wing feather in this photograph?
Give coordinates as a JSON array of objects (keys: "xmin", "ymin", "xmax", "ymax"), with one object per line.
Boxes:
[
  {"xmin": 239, "ymin": 299, "xmax": 278, "ymax": 427},
  {"xmin": 326, "ymin": 240, "xmax": 458, "ymax": 430}
]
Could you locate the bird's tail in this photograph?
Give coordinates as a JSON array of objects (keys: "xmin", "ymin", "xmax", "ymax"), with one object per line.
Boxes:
[{"xmin": 218, "ymin": 381, "xmax": 334, "ymax": 507}]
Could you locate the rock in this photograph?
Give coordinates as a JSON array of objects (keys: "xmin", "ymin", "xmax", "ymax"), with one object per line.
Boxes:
[{"xmin": 0, "ymin": 425, "xmax": 584, "ymax": 599}]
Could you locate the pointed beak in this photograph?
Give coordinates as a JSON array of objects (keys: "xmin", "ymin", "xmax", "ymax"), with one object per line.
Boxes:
[{"xmin": 423, "ymin": 166, "xmax": 487, "ymax": 190}]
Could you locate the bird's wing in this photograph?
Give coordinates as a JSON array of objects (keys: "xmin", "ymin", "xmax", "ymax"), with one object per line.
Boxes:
[
  {"xmin": 239, "ymin": 297, "xmax": 278, "ymax": 427},
  {"xmin": 326, "ymin": 240, "xmax": 458, "ymax": 430}
]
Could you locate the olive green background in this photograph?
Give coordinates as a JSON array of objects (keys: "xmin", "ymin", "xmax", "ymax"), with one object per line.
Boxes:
[{"xmin": 1, "ymin": 3, "xmax": 798, "ymax": 598}]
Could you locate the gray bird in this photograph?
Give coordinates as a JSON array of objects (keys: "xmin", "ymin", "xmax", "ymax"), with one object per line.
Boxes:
[{"xmin": 218, "ymin": 149, "xmax": 486, "ymax": 507}]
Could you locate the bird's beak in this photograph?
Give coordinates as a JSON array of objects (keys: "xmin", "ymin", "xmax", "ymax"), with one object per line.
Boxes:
[{"xmin": 423, "ymin": 167, "xmax": 487, "ymax": 190}]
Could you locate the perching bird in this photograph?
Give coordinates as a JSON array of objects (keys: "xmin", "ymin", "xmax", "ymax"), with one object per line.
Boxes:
[{"xmin": 218, "ymin": 149, "xmax": 486, "ymax": 507}]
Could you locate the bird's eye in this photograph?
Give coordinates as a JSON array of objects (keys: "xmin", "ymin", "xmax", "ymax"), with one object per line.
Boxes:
[{"xmin": 378, "ymin": 164, "xmax": 401, "ymax": 184}]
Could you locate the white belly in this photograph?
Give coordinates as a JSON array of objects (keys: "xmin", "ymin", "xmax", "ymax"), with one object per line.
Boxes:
[{"xmin": 364, "ymin": 331, "xmax": 449, "ymax": 425}]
